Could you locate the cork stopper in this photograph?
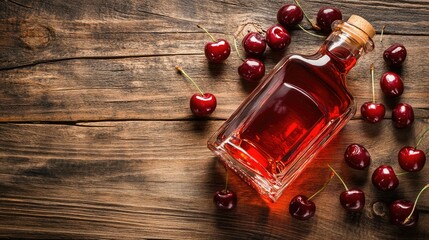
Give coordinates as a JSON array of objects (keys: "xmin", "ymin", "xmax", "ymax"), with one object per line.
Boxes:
[{"xmin": 346, "ymin": 15, "xmax": 375, "ymax": 38}]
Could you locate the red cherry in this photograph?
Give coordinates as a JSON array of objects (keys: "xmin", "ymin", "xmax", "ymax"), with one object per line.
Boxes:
[
  {"xmin": 371, "ymin": 165, "xmax": 399, "ymax": 191},
  {"xmin": 329, "ymin": 165, "xmax": 365, "ymax": 212},
  {"xmin": 380, "ymin": 72, "xmax": 404, "ymax": 98},
  {"xmin": 289, "ymin": 195, "xmax": 316, "ymax": 220},
  {"xmin": 361, "ymin": 102, "xmax": 386, "ymax": 123},
  {"xmin": 190, "ymin": 93, "xmax": 217, "ymax": 117},
  {"xmin": 316, "ymin": 7, "xmax": 342, "ymax": 32},
  {"xmin": 390, "ymin": 200, "xmax": 418, "ymax": 227},
  {"xmin": 198, "ymin": 25, "xmax": 230, "ymax": 63},
  {"xmin": 344, "ymin": 144, "xmax": 371, "ymax": 170},
  {"xmin": 176, "ymin": 66, "xmax": 217, "ymax": 117},
  {"xmin": 392, "ymin": 103, "xmax": 414, "ymax": 128},
  {"xmin": 213, "ymin": 189, "xmax": 237, "ymax": 210},
  {"xmin": 265, "ymin": 24, "xmax": 291, "ymax": 51},
  {"xmin": 383, "ymin": 43, "xmax": 407, "ymax": 67},
  {"xmin": 340, "ymin": 188, "xmax": 365, "ymax": 212},
  {"xmin": 238, "ymin": 58, "xmax": 265, "ymax": 82},
  {"xmin": 242, "ymin": 32, "xmax": 266, "ymax": 57},
  {"xmin": 277, "ymin": 4, "xmax": 303, "ymax": 28},
  {"xmin": 398, "ymin": 146, "xmax": 426, "ymax": 172}
]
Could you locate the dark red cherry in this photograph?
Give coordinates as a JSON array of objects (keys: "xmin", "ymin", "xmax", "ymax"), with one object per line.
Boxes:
[
  {"xmin": 316, "ymin": 7, "xmax": 342, "ymax": 32},
  {"xmin": 344, "ymin": 144, "xmax": 371, "ymax": 170},
  {"xmin": 398, "ymin": 146, "xmax": 426, "ymax": 172},
  {"xmin": 380, "ymin": 72, "xmax": 404, "ymax": 98},
  {"xmin": 361, "ymin": 102, "xmax": 386, "ymax": 123},
  {"xmin": 265, "ymin": 24, "xmax": 291, "ymax": 51},
  {"xmin": 277, "ymin": 4, "xmax": 303, "ymax": 28},
  {"xmin": 340, "ymin": 188, "xmax": 365, "ymax": 212},
  {"xmin": 190, "ymin": 93, "xmax": 217, "ymax": 117},
  {"xmin": 213, "ymin": 189, "xmax": 237, "ymax": 210},
  {"xmin": 372, "ymin": 165, "xmax": 399, "ymax": 191},
  {"xmin": 392, "ymin": 103, "xmax": 414, "ymax": 128},
  {"xmin": 238, "ymin": 58, "xmax": 265, "ymax": 82},
  {"xmin": 289, "ymin": 195, "xmax": 316, "ymax": 220},
  {"xmin": 383, "ymin": 44, "xmax": 407, "ymax": 67},
  {"xmin": 204, "ymin": 39, "xmax": 231, "ymax": 63},
  {"xmin": 242, "ymin": 32, "xmax": 266, "ymax": 57},
  {"xmin": 389, "ymin": 200, "xmax": 418, "ymax": 227}
]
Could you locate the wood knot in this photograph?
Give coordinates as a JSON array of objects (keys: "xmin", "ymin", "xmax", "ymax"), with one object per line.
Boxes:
[{"xmin": 19, "ymin": 23, "xmax": 53, "ymax": 49}]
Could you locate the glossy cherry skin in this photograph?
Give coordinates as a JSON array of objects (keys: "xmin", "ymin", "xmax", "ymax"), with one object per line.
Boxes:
[
  {"xmin": 277, "ymin": 4, "xmax": 303, "ymax": 28},
  {"xmin": 340, "ymin": 188, "xmax": 365, "ymax": 212},
  {"xmin": 213, "ymin": 189, "xmax": 237, "ymax": 210},
  {"xmin": 383, "ymin": 44, "xmax": 407, "ymax": 67},
  {"xmin": 316, "ymin": 7, "xmax": 342, "ymax": 31},
  {"xmin": 238, "ymin": 58, "xmax": 265, "ymax": 82},
  {"xmin": 242, "ymin": 32, "xmax": 266, "ymax": 57},
  {"xmin": 398, "ymin": 146, "xmax": 426, "ymax": 172},
  {"xmin": 204, "ymin": 39, "xmax": 231, "ymax": 63},
  {"xmin": 344, "ymin": 144, "xmax": 371, "ymax": 170},
  {"xmin": 392, "ymin": 103, "xmax": 414, "ymax": 128},
  {"xmin": 372, "ymin": 165, "xmax": 399, "ymax": 191},
  {"xmin": 289, "ymin": 195, "xmax": 316, "ymax": 220},
  {"xmin": 389, "ymin": 200, "xmax": 418, "ymax": 227},
  {"xmin": 190, "ymin": 93, "xmax": 217, "ymax": 117},
  {"xmin": 265, "ymin": 24, "xmax": 291, "ymax": 51},
  {"xmin": 361, "ymin": 102, "xmax": 386, "ymax": 123},
  {"xmin": 380, "ymin": 72, "xmax": 404, "ymax": 98}
]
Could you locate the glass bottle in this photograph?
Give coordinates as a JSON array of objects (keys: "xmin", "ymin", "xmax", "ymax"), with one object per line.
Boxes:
[{"xmin": 207, "ymin": 15, "xmax": 375, "ymax": 202}]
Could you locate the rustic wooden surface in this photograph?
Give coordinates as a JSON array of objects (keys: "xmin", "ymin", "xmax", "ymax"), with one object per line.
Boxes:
[{"xmin": 0, "ymin": 0, "xmax": 428, "ymax": 239}]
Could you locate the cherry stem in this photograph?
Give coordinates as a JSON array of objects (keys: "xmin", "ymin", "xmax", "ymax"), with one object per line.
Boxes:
[
  {"xmin": 396, "ymin": 171, "xmax": 409, "ymax": 176},
  {"xmin": 415, "ymin": 128, "xmax": 429, "ymax": 149},
  {"xmin": 175, "ymin": 66, "xmax": 204, "ymax": 95},
  {"xmin": 328, "ymin": 164, "xmax": 349, "ymax": 191},
  {"xmin": 293, "ymin": 0, "xmax": 319, "ymax": 30},
  {"xmin": 197, "ymin": 25, "xmax": 217, "ymax": 42},
  {"xmin": 404, "ymin": 183, "xmax": 429, "ymax": 224},
  {"xmin": 370, "ymin": 63, "xmax": 375, "ymax": 103},
  {"xmin": 297, "ymin": 24, "xmax": 325, "ymax": 38},
  {"xmin": 224, "ymin": 169, "xmax": 229, "ymax": 192},
  {"xmin": 233, "ymin": 38, "xmax": 244, "ymax": 61},
  {"xmin": 380, "ymin": 25, "xmax": 386, "ymax": 42},
  {"xmin": 308, "ymin": 171, "xmax": 334, "ymax": 200}
]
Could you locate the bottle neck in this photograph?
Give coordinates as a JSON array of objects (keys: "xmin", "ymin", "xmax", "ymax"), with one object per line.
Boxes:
[{"xmin": 320, "ymin": 21, "xmax": 374, "ymax": 73}]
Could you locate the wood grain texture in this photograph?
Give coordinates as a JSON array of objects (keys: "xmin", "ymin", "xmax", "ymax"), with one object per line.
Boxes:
[{"xmin": 0, "ymin": 0, "xmax": 428, "ymax": 239}]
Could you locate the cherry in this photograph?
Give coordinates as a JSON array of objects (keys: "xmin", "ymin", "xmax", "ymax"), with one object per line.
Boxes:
[
  {"xmin": 197, "ymin": 25, "xmax": 230, "ymax": 63},
  {"xmin": 371, "ymin": 165, "xmax": 399, "ymax": 191},
  {"xmin": 265, "ymin": 24, "xmax": 291, "ymax": 51},
  {"xmin": 289, "ymin": 195, "xmax": 316, "ymax": 220},
  {"xmin": 380, "ymin": 71, "xmax": 404, "ymax": 98},
  {"xmin": 329, "ymin": 165, "xmax": 365, "ymax": 212},
  {"xmin": 176, "ymin": 66, "xmax": 217, "ymax": 117},
  {"xmin": 277, "ymin": 4, "xmax": 303, "ymax": 29},
  {"xmin": 398, "ymin": 128, "xmax": 428, "ymax": 172},
  {"xmin": 213, "ymin": 170, "xmax": 237, "ymax": 210},
  {"xmin": 389, "ymin": 184, "xmax": 429, "ymax": 227},
  {"xmin": 316, "ymin": 7, "xmax": 342, "ymax": 32},
  {"xmin": 392, "ymin": 103, "xmax": 414, "ymax": 128},
  {"xmin": 344, "ymin": 144, "xmax": 371, "ymax": 170},
  {"xmin": 383, "ymin": 43, "xmax": 407, "ymax": 67},
  {"xmin": 289, "ymin": 171, "xmax": 334, "ymax": 220},
  {"xmin": 361, "ymin": 63, "xmax": 386, "ymax": 123},
  {"xmin": 242, "ymin": 32, "xmax": 266, "ymax": 57},
  {"xmin": 234, "ymin": 38, "xmax": 265, "ymax": 82}
]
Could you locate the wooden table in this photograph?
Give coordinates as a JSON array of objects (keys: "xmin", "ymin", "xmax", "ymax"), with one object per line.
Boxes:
[{"xmin": 1, "ymin": 0, "xmax": 428, "ymax": 239}]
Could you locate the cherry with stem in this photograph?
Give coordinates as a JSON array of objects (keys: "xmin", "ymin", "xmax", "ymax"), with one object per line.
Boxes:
[
  {"xmin": 197, "ymin": 25, "xmax": 231, "ymax": 63},
  {"xmin": 175, "ymin": 66, "xmax": 217, "ymax": 117},
  {"xmin": 213, "ymin": 168, "xmax": 237, "ymax": 210},
  {"xmin": 361, "ymin": 63, "xmax": 386, "ymax": 123},
  {"xmin": 234, "ymin": 38, "xmax": 265, "ymax": 82},
  {"xmin": 328, "ymin": 165, "xmax": 365, "ymax": 212},
  {"xmin": 398, "ymin": 128, "xmax": 428, "ymax": 172}
]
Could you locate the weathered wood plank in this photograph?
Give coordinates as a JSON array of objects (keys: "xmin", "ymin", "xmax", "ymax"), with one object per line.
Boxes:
[
  {"xmin": 0, "ymin": 33, "xmax": 428, "ymax": 122},
  {"xmin": 1, "ymin": 0, "xmax": 428, "ymax": 69},
  {"xmin": 0, "ymin": 120, "xmax": 428, "ymax": 239}
]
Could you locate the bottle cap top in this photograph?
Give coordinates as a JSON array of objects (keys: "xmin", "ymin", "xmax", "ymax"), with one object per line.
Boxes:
[{"xmin": 347, "ymin": 15, "xmax": 375, "ymax": 38}]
